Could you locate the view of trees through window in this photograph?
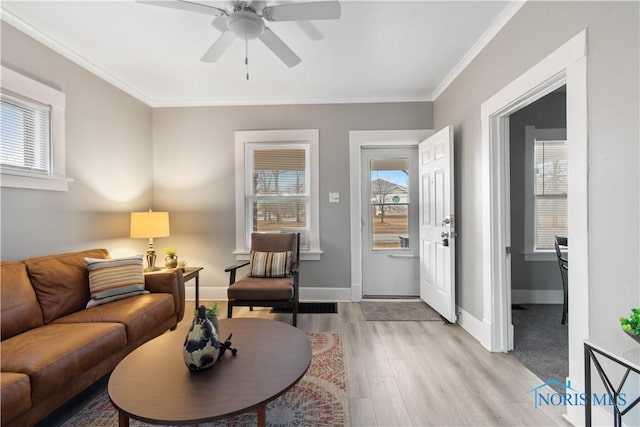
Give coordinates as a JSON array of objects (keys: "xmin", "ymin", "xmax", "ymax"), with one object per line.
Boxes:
[
  {"xmin": 251, "ymin": 148, "xmax": 309, "ymax": 249},
  {"xmin": 370, "ymin": 159, "xmax": 410, "ymax": 250}
]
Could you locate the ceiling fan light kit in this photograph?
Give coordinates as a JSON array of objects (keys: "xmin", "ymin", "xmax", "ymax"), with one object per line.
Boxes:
[
  {"xmin": 228, "ymin": 10, "xmax": 264, "ymax": 40},
  {"xmin": 138, "ymin": 0, "xmax": 341, "ymax": 75}
]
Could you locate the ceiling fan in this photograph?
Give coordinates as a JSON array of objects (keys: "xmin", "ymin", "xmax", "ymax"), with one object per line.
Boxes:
[{"xmin": 137, "ymin": 0, "xmax": 341, "ymax": 70}]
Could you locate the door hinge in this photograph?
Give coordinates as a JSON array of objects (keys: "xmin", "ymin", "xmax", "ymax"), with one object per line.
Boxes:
[{"xmin": 505, "ymin": 246, "xmax": 511, "ymax": 255}]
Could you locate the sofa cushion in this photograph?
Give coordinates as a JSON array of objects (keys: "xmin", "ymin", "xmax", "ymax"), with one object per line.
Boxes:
[
  {"xmin": 85, "ymin": 255, "xmax": 147, "ymax": 308},
  {"xmin": 1, "ymin": 372, "xmax": 31, "ymax": 424},
  {"xmin": 0, "ymin": 322, "xmax": 126, "ymax": 403},
  {"xmin": 228, "ymin": 275, "xmax": 294, "ymax": 300},
  {"xmin": 24, "ymin": 249, "xmax": 110, "ymax": 323},
  {"xmin": 53, "ymin": 293, "xmax": 175, "ymax": 343},
  {"xmin": 1, "ymin": 261, "xmax": 44, "ymax": 340}
]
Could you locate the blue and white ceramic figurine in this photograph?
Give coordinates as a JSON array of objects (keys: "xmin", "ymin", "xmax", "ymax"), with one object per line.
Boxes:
[{"xmin": 183, "ymin": 305, "xmax": 221, "ymax": 371}]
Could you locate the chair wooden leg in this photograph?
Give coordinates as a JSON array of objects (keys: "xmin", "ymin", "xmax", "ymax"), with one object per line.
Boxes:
[
  {"xmin": 227, "ymin": 303, "xmax": 233, "ymax": 319},
  {"xmin": 292, "ymin": 304, "xmax": 298, "ymax": 327},
  {"xmin": 249, "ymin": 306, "xmax": 253, "ymax": 311}
]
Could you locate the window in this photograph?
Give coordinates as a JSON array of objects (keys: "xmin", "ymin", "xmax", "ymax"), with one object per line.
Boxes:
[
  {"xmin": 0, "ymin": 66, "xmax": 68, "ymax": 191},
  {"xmin": 1, "ymin": 92, "xmax": 51, "ymax": 173},
  {"xmin": 524, "ymin": 126, "xmax": 567, "ymax": 260},
  {"xmin": 235, "ymin": 130, "xmax": 321, "ymax": 260}
]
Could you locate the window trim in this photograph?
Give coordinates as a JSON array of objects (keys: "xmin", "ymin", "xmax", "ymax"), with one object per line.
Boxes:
[
  {"xmin": 1, "ymin": 66, "xmax": 70, "ymax": 191},
  {"xmin": 523, "ymin": 126, "xmax": 567, "ymax": 261},
  {"xmin": 234, "ymin": 129, "xmax": 321, "ymax": 260}
]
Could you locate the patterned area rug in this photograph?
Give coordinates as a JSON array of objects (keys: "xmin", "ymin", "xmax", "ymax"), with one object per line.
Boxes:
[
  {"xmin": 360, "ymin": 300, "xmax": 442, "ymax": 321},
  {"xmin": 62, "ymin": 333, "xmax": 348, "ymax": 426}
]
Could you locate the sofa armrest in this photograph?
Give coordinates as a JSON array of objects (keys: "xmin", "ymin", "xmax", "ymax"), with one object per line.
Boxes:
[{"xmin": 145, "ymin": 269, "xmax": 185, "ymax": 324}]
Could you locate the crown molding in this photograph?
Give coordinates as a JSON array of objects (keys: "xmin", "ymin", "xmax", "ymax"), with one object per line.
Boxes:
[
  {"xmin": 1, "ymin": 9, "xmax": 155, "ymax": 107},
  {"xmin": 150, "ymin": 94, "xmax": 433, "ymax": 108},
  {"xmin": 430, "ymin": 0, "xmax": 526, "ymax": 100}
]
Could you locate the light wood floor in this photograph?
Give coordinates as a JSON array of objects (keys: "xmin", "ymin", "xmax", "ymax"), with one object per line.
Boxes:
[{"xmin": 190, "ymin": 302, "xmax": 571, "ymax": 427}]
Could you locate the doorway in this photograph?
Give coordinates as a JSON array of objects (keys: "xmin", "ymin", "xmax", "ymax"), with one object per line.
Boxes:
[
  {"xmin": 361, "ymin": 147, "xmax": 419, "ymax": 297},
  {"xmin": 508, "ymin": 87, "xmax": 568, "ymax": 388},
  {"xmin": 480, "ymin": 30, "xmax": 588, "ymax": 425},
  {"xmin": 349, "ymin": 130, "xmax": 433, "ymax": 301}
]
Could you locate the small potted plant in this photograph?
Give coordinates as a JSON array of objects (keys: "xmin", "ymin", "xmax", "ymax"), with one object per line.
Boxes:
[
  {"xmin": 163, "ymin": 247, "xmax": 178, "ymax": 269},
  {"xmin": 619, "ymin": 308, "xmax": 640, "ymax": 344},
  {"xmin": 195, "ymin": 302, "xmax": 221, "ymax": 332}
]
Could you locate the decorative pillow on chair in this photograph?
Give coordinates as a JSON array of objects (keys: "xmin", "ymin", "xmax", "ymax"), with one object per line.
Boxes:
[
  {"xmin": 84, "ymin": 255, "xmax": 148, "ymax": 308},
  {"xmin": 249, "ymin": 251, "xmax": 292, "ymax": 278}
]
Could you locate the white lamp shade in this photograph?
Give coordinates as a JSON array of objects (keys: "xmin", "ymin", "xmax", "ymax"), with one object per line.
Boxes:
[{"xmin": 130, "ymin": 212, "xmax": 170, "ymax": 238}]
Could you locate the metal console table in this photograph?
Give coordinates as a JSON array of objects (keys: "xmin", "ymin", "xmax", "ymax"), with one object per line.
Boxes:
[{"xmin": 584, "ymin": 339, "xmax": 640, "ymax": 426}]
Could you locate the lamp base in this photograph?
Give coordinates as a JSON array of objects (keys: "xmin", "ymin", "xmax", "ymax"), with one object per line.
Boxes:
[{"xmin": 145, "ymin": 248, "xmax": 159, "ymax": 272}]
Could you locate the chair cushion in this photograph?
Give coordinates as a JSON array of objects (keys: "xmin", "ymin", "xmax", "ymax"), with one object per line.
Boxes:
[
  {"xmin": 1, "ymin": 372, "xmax": 31, "ymax": 424},
  {"xmin": 249, "ymin": 251, "xmax": 292, "ymax": 278},
  {"xmin": 85, "ymin": 255, "xmax": 147, "ymax": 307},
  {"xmin": 228, "ymin": 276, "xmax": 294, "ymax": 300}
]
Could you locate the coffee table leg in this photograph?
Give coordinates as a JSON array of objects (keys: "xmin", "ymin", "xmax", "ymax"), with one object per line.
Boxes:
[
  {"xmin": 256, "ymin": 406, "xmax": 266, "ymax": 427},
  {"xmin": 118, "ymin": 411, "xmax": 130, "ymax": 427}
]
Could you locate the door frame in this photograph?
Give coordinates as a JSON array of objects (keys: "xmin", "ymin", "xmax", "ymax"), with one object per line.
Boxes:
[
  {"xmin": 349, "ymin": 130, "xmax": 433, "ymax": 301},
  {"xmin": 481, "ymin": 30, "xmax": 588, "ymax": 425}
]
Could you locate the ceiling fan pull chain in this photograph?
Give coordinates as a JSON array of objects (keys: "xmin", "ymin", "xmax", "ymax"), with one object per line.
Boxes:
[{"xmin": 245, "ymin": 24, "xmax": 250, "ymax": 80}]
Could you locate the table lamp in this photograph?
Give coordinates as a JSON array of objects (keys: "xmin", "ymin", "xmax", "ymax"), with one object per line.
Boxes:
[{"xmin": 130, "ymin": 211, "xmax": 170, "ymax": 271}]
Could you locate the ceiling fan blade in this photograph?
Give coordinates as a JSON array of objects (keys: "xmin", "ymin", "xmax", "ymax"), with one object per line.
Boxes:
[
  {"xmin": 259, "ymin": 28, "xmax": 301, "ymax": 67},
  {"xmin": 210, "ymin": 15, "xmax": 228, "ymax": 33},
  {"xmin": 136, "ymin": 0, "xmax": 226, "ymax": 16},
  {"xmin": 200, "ymin": 31, "xmax": 236, "ymax": 62},
  {"xmin": 262, "ymin": 1, "xmax": 340, "ymax": 22},
  {"xmin": 296, "ymin": 21, "xmax": 323, "ymax": 41}
]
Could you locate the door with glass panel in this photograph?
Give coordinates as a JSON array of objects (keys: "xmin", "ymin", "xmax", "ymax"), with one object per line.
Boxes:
[{"xmin": 361, "ymin": 147, "xmax": 419, "ymax": 297}]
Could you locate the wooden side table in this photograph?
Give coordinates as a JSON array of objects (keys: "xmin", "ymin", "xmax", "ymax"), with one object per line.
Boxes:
[
  {"xmin": 182, "ymin": 267, "xmax": 204, "ymax": 308},
  {"xmin": 145, "ymin": 267, "xmax": 203, "ymax": 308}
]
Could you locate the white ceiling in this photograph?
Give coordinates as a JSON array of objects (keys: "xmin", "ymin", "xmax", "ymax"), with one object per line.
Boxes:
[{"xmin": 1, "ymin": 1, "xmax": 523, "ymax": 107}]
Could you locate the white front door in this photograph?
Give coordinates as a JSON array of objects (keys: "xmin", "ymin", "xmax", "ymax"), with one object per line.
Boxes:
[
  {"xmin": 419, "ymin": 126, "xmax": 456, "ymax": 322},
  {"xmin": 362, "ymin": 147, "xmax": 419, "ymax": 297}
]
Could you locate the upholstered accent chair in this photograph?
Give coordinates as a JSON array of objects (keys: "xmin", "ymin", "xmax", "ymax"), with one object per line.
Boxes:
[{"xmin": 225, "ymin": 232, "xmax": 300, "ymax": 326}]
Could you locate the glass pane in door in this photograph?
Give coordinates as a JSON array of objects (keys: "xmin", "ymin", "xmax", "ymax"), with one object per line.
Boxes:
[{"xmin": 370, "ymin": 157, "xmax": 410, "ymax": 250}]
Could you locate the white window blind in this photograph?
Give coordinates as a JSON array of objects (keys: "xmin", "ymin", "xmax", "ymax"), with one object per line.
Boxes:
[
  {"xmin": 248, "ymin": 146, "xmax": 310, "ymax": 250},
  {"xmin": 1, "ymin": 92, "xmax": 51, "ymax": 174},
  {"xmin": 534, "ymin": 140, "xmax": 567, "ymax": 249}
]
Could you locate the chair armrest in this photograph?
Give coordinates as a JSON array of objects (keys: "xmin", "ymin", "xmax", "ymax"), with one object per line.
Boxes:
[
  {"xmin": 224, "ymin": 261, "xmax": 250, "ymax": 272},
  {"xmin": 225, "ymin": 261, "xmax": 250, "ymax": 285},
  {"xmin": 145, "ymin": 269, "xmax": 185, "ymax": 324}
]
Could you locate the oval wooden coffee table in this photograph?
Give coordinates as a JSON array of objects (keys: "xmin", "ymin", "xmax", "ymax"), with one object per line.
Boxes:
[{"xmin": 108, "ymin": 318, "xmax": 312, "ymax": 426}]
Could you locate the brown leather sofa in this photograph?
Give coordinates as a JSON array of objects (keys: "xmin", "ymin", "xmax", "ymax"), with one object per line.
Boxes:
[{"xmin": 0, "ymin": 249, "xmax": 186, "ymax": 427}]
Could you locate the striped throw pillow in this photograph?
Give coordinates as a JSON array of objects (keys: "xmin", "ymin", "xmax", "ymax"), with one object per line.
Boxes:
[
  {"xmin": 85, "ymin": 255, "xmax": 148, "ymax": 308},
  {"xmin": 249, "ymin": 251, "xmax": 292, "ymax": 278}
]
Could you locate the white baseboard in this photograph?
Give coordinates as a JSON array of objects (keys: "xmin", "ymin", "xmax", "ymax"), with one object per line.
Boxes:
[
  {"xmin": 456, "ymin": 306, "xmax": 493, "ymax": 351},
  {"xmin": 187, "ymin": 286, "xmax": 352, "ymax": 302},
  {"xmin": 511, "ymin": 289, "xmax": 564, "ymax": 304}
]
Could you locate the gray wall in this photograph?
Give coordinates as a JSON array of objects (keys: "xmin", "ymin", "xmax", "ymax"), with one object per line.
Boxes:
[
  {"xmin": 509, "ymin": 90, "xmax": 566, "ymax": 292},
  {"xmin": 434, "ymin": 1, "xmax": 639, "ymax": 342},
  {"xmin": 0, "ymin": 23, "xmax": 154, "ymax": 261},
  {"xmin": 152, "ymin": 103, "xmax": 433, "ymax": 290}
]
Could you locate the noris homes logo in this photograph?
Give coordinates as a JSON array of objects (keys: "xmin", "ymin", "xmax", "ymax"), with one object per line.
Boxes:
[{"xmin": 529, "ymin": 379, "xmax": 627, "ymax": 408}]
